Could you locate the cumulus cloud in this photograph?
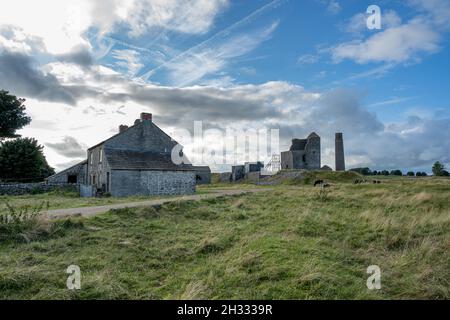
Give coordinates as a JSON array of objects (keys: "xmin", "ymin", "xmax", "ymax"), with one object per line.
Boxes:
[
  {"xmin": 331, "ymin": 1, "xmax": 450, "ymax": 66},
  {"xmin": 46, "ymin": 62, "xmax": 450, "ymax": 171},
  {"xmin": 46, "ymin": 136, "xmax": 87, "ymax": 158},
  {"xmin": 408, "ymin": 0, "xmax": 450, "ymax": 29},
  {"xmin": 0, "ymin": 50, "xmax": 76, "ymax": 105},
  {"xmin": 332, "ymin": 19, "xmax": 440, "ymax": 64},
  {"xmin": 55, "ymin": 46, "xmax": 94, "ymax": 68},
  {"xmin": 2, "ymin": 0, "xmax": 448, "ymax": 173},
  {"xmin": 342, "ymin": 10, "xmax": 402, "ymax": 35}
]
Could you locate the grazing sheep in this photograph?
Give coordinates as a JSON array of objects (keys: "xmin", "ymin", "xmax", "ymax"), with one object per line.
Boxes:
[{"xmin": 314, "ymin": 179, "xmax": 324, "ymax": 187}]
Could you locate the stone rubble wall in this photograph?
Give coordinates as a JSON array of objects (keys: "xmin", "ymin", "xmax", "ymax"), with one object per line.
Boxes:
[{"xmin": 0, "ymin": 182, "xmax": 78, "ymax": 196}]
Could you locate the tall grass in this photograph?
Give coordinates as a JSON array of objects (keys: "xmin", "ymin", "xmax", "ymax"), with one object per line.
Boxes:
[
  {"xmin": 0, "ymin": 200, "xmax": 49, "ymax": 243},
  {"xmin": 0, "ymin": 200, "xmax": 84, "ymax": 243},
  {"xmin": 0, "ymin": 175, "xmax": 448, "ymax": 299}
]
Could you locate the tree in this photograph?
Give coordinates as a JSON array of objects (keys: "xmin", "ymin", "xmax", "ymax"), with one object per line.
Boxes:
[
  {"xmin": 390, "ymin": 169, "xmax": 403, "ymax": 176},
  {"xmin": 0, "ymin": 90, "xmax": 31, "ymax": 140},
  {"xmin": 432, "ymin": 161, "xmax": 448, "ymax": 176},
  {"xmin": 0, "ymin": 138, "xmax": 55, "ymax": 182},
  {"xmin": 407, "ymin": 171, "xmax": 415, "ymax": 176},
  {"xmin": 381, "ymin": 170, "xmax": 390, "ymax": 176}
]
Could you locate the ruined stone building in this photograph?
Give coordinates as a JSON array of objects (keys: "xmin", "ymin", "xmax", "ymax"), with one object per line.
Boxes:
[
  {"xmin": 231, "ymin": 161, "xmax": 264, "ymax": 182},
  {"xmin": 48, "ymin": 113, "xmax": 210, "ymax": 197},
  {"xmin": 281, "ymin": 132, "xmax": 321, "ymax": 170}
]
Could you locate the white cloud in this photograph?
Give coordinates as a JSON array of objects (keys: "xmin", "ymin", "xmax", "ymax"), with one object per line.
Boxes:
[
  {"xmin": 297, "ymin": 54, "xmax": 319, "ymax": 65},
  {"xmin": 343, "ymin": 10, "xmax": 402, "ymax": 35},
  {"xmin": 13, "ymin": 61, "xmax": 449, "ymax": 173},
  {"xmin": 111, "ymin": 49, "xmax": 143, "ymax": 77},
  {"xmin": 162, "ymin": 21, "xmax": 279, "ymax": 86},
  {"xmin": 408, "ymin": 0, "xmax": 450, "ymax": 29},
  {"xmin": 332, "ymin": 19, "xmax": 440, "ymax": 64},
  {"xmin": 123, "ymin": 0, "xmax": 229, "ymax": 37},
  {"xmin": 327, "ymin": 0, "xmax": 341, "ymax": 15},
  {"xmin": 0, "ymin": 0, "xmax": 228, "ymax": 54}
]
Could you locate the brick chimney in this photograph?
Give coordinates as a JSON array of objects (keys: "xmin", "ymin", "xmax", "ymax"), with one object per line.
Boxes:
[
  {"xmin": 140, "ymin": 112, "xmax": 152, "ymax": 121},
  {"xmin": 119, "ymin": 125, "xmax": 129, "ymax": 133}
]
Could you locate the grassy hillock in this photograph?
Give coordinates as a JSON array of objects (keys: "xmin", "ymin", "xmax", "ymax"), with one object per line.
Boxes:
[
  {"xmin": 259, "ymin": 169, "xmax": 363, "ymax": 185},
  {"xmin": 0, "ymin": 177, "xmax": 449, "ymax": 299}
]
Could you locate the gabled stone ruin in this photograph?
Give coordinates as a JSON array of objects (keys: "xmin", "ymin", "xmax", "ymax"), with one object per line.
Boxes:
[{"xmin": 281, "ymin": 132, "xmax": 321, "ymax": 170}]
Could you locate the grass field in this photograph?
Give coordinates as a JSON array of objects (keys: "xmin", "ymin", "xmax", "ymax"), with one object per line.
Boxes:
[
  {"xmin": 0, "ymin": 174, "xmax": 449, "ymax": 299},
  {"xmin": 0, "ymin": 188, "xmax": 214, "ymax": 211}
]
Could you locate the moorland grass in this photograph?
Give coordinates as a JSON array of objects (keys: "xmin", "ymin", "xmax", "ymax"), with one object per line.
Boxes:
[
  {"xmin": 0, "ymin": 176, "xmax": 448, "ymax": 299},
  {"xmin": 0, "ymin": 188, "xmax": 213, "ymax": 212}
]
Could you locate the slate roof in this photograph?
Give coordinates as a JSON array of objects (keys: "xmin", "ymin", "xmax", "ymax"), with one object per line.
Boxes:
[
  {"xmin": 47, "ymin": 160, "xmax": 87, "ymax": 177},
  {"xmin": 104, "ymin": 149, "xmax": 194, "ymax": 171}
]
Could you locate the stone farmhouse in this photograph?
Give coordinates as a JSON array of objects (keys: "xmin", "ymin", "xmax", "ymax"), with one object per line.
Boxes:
[{"xmin": 47, "ymin": 113, "xmax": 211, "ymax": 197}]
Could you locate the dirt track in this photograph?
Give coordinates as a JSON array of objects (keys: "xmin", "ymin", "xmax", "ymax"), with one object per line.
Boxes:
[{"xmin": 44, "ymin": 188, "xmax": 270, "ymax": 219}]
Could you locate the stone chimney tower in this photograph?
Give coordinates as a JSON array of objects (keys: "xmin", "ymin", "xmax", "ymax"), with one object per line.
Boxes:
[{"xmin": 335, "ymin": 132, "xmax": 345, "ymax": 171}]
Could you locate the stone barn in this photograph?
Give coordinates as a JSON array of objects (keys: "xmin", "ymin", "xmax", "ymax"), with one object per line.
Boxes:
[
  {"xmin": 85, "ymin": 113, "xmax": 196, "ymax": 197},
  {"xmin": 47, "ymin": 160, "xmax": 87, "ymax": 184},
  {"xmin": 281, "ymin": 132, "xmax": 321, "ymax": 170},
  {"xmin": 51, "ymin": 112, "xmax": 210, "ymax": 197}
]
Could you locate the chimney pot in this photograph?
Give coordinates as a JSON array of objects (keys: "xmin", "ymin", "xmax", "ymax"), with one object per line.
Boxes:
[
  {"xmin": 140, "ymin": 112, "xmax": 152, "ymax": 121},
  {"xmin": 119, "ymin": 125, "xmax": 129, "ymax": 133},
  {"xmin": 134, "ymin": 119, "xmax": 141, "ymax": 125}
]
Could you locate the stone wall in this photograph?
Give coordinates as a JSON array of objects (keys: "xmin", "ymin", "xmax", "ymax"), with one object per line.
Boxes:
[
  {"xmin": 246, "ymin": 171, "xmax": 261, "ymax": 183},
  {"xmin": 220, "ymin": 172, "xmax": 232, "ymax": 183},
  {"xmin": 0, "ymin": 182, "xmax": 77, "ymax": 195},
  {"xmin": 232, "ymin": 165, "xmax": 245, "ymax": 181},
  {"xmin": 110, "ymin": 170, "xmax": 195, "ymax": 197},
  {"xmin": 194, "ymin": 166, "xmax": 211, "ymax": 184}
]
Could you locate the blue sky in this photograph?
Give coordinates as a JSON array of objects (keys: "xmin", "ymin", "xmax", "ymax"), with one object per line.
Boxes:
[{"xmin": 0, "ymin": 0, "xmax": 449, "ymax": 173}]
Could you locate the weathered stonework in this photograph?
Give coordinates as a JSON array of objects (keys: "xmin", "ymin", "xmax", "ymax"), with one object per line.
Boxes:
[
  {"xmin": 82, "ymin": 113, "xmax": 197, "ymax": 197},
  {"xmin": 0, "ymin": 183, "xmax": 77, "ymax": 195},
  {"xmin": 110, "ymin": 170, "xmax": 195, "ymax": 197},
  {"xmin": 220, "ymin": 172, "xmax": 232, "ymax": 183},
  {"xmin": 232, "ymin": 165, "xmax": 245, "ymax": 181},
  {"xmin": 193, "ymin": 166, "xmax": 211, "ymax": 184},
  {"xmin": 281, "ymin": 132, "xmax": 321, "ymax": 170},
  {"xmin": 335, "ymin": 132, "xmax": 345, "ymax": 171}
]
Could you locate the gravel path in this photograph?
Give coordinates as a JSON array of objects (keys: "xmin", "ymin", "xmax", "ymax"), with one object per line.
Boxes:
[{"xmin": 44, "ymin": 188, "xmax": 270, "ymax": 219}]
